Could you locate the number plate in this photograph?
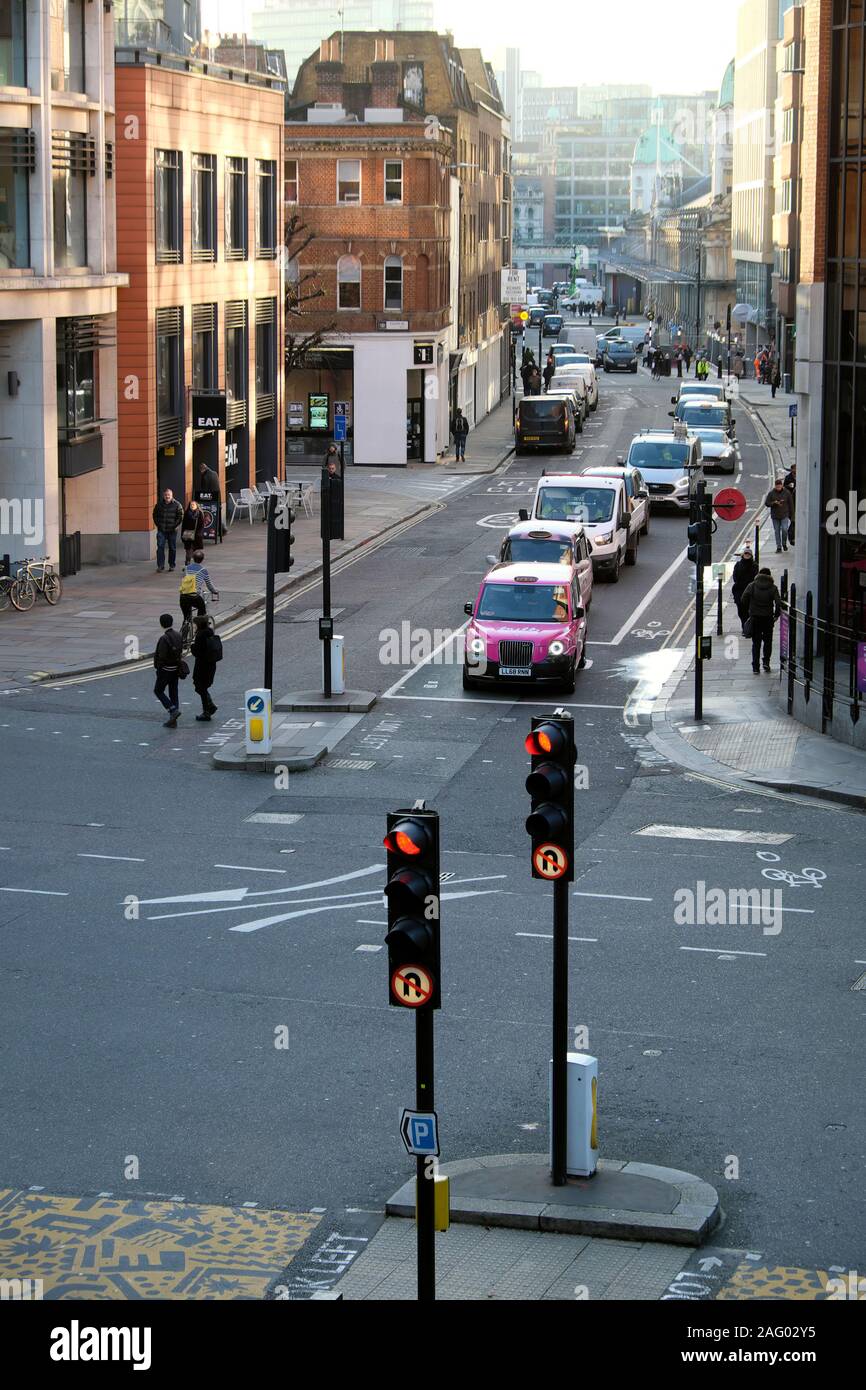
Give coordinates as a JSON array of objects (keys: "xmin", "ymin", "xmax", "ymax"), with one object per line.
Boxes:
[
  {"xmin": 522, "ymin": 435, "xmax": 539, "ymax": 441},
  {"xmin": 499, "ymin": 665, "xmax": 532, "ymax": 678}
]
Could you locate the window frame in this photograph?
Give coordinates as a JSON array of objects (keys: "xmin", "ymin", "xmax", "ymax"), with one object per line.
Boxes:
[
  {"xmin": 191, "ymin": 153, "xmax": 217, "ymax": 263},
  {"xmin": 52, "ymin": 164, "xmax": 87, "ymax": 269},
  {"xmin": 384, "ymin": 158, "xmax": 403, "ymax": 204},
  {"xmin": 0, "ymin": 159, "xmax": 30, "ymax": 269},
  {"xmin": 225, "ymin": 156, "xmax": 249, "ymax": 261},
  {"xmin": 155, "ymin": 149, "xmax": 183, "ymax": 264},
  {"xmin": 191, "ymin": 304, "xmax": 218, "ymax": 392},
  {"xmin": 0, "ymin": 0, "xmax": 27, "ymax": 87},
  {"xmin": 337, "ymin": 253, "xmax": 361, "ymax": 310},
  {"xmin": 255, "ymin": 158, "xmax": 277, "ymax": 259},
  {"xmin": 285, "ymin": 158, "xmax": 299, "ymax": 204},
  {"xmin": 155, "ymin": 311, "xmax": 184, "ymax": 428},
  {"xmin": 383, "ymin": 255, "xmax": 403, "ymax": 311},
  {"xmin": 337, "ymin": 158, "xmax": 361, "ymax": 205}
]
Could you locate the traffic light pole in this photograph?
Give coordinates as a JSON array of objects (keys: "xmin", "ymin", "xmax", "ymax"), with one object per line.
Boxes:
[
  {"xmin": 264, "ymin": 493, "xmax": 276, "ymax": 693},
  {"xmin": 693, "ymin": 479, "xmax": 709, "ymax": 721},
  {"xmin": 416, "ymin": 1009, "xmax": 435, "ymax": 1301},
  {"xmin": 551, "ymin": 877, "xmax": 569, "ymax": 1187},
  {"xmin": 322, "ymin": 473, "xmax": 332, "ymax": 699}
]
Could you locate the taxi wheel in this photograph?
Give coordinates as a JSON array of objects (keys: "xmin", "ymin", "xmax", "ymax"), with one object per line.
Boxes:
[
  {"xmin": 462, "ymin": 667, "xmax": 478, "ymax": 691},
  {"xmin": 561, "ymin": 661, "xmax": 576, "ymax": 693}
]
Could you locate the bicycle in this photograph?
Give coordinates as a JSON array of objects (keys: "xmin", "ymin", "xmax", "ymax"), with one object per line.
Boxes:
[
  {"xmin": 0, "ymin": 574, "xmax": 13, "ymax": 612},
  {"xmin": 180, "ymin": 592, "xmax": 219, "ymax": 653},
  {"xmin": 9, "ymin": 556, "xmax": 62, "ymax": 611}
]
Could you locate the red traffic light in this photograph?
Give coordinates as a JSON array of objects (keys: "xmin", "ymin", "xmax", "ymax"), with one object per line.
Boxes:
[
  {"xmin": 525, "ymin": 722, "xmax": 570, "ymax": 758},
  {"xmin": 383, "ymin": 817, "xmax": 433, "ymax": 857}
]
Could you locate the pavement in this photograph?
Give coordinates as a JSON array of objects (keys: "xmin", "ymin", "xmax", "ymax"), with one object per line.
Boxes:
[
  {"xmin": 0, "ymin": 398, "xmax": 515, "ymax": 689},
  {"xmin": 640, "ymin": 375, "xmax": 866, "ymax": 810}
]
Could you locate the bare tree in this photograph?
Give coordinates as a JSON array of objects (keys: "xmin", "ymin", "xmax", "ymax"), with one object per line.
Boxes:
[{"xmin": 282, "ymin": 211, "xmax": 339, "ymax": 374}]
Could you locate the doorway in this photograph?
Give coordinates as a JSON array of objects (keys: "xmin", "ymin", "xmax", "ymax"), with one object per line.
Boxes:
[{"xmin": 407, "ymin": 397, "xmax": 423, "ymax": 461}]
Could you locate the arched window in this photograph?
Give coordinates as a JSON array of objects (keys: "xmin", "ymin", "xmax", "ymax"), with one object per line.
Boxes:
[
  {"xmin": 337, "ymin": 254, "xmax": 361, "ymax": 309},
  {"xmin": 384, "ymin": 255, "xmax": 403, "ymax": 310},
  {"xmin": 415, "ymin": 253, "xmax": 429, "ymax": 312}
]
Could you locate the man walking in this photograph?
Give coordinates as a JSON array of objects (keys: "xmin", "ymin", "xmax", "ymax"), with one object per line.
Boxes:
[
  {"xmin": 451, "ymin": 408, "xmax": 469, "ymax": 462},
  {"xmin": 153, "ymin": 613, "xmax": 183, "ymax": 727},
  {"xmin": 152, "ymin": 488, "xmax": 184, "ymax": 572},
  {"xmin": 197, "ymin": 459, "xmax": 222, "ymax": 540},
  {"xmin": 770, "ymin": 360, "xmax": 781, "ymax": 397},
  {"xmin": 741, "ymin": 567, "xmax": 782, "ymax": 673},
  {"xmin": 731, "ymin": 544, "xmax": 759, "ymax": 631},
  {"xmin": 543, "ymin": 350, "xmax": 556, "ymax": 393},
  {"xmin": 765, "ymin": 476, "xmax": 794, "ymax": 551},
  {"xmin": 783, "ymin": 463, "xmax": 796, "ymax": 544}
]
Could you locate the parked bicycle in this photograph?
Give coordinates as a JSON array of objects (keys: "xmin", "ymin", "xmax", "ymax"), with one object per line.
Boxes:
[{"xmin": 7, "ymin": 557, "xmax": 63, "ymax": 611}]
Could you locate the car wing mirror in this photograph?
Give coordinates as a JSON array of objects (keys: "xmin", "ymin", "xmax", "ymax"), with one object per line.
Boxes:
[
  {"xmin": 518, "ymin": 507, "xmax": 529, "ymax": 521},
  {"xmin": 464, "ymin": 602, "xmax": 473, "ymax": 616},
  {"xmin": 486, "ymin": 554, "xmax": 497, "ymax": 564},
  {"xmin": 574, "ymin": 606, "xmax": 585, "ymax": 619}
]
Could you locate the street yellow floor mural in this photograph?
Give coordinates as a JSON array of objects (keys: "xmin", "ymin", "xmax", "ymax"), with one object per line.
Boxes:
[{"xmin": 0, "ymin": 1188, "xmax": 321, "ymax": 1299}]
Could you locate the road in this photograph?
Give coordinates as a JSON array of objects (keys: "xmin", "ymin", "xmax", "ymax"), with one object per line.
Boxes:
[{"xmin": 1, "ymin": 363, "xmax": 863, "ymax": 1290}]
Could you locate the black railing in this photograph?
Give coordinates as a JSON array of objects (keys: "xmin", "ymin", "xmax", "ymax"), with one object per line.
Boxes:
[{"xmin": 780, "ymin": 572, "xmax": 865, "ymax": 731}]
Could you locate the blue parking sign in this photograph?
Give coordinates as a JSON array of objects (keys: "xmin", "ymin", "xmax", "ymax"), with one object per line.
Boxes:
[
  {"xmin": 334, "ymin": 415, "xmax": 347, "ymax": 442},
  {"xmin": 400, "ymin": 1108, "xmax": 440, "ymax": 1157}
]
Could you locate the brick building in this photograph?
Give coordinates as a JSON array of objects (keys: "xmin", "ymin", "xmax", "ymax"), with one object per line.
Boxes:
[
  {"xmin": 283, "ymin": 43, "xmax": 452, "ymax": 465},
  {"xmin": 291, "ymin": 30, "xmax": 510, "ymax": 443},
  {"xmin": 114, "ymin": 47, "xmax": 284, "ymax": 556}
]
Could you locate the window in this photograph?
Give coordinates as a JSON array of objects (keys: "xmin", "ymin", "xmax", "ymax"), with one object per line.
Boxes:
[
  {"xmin": 56, "ymin": 321, "xmax": 96, "ymax": 436},
  {"xmin": 255, "ymin": 159, "xmax": 277, "ymax": 258},
  {"xmin": 402, "ymin": 63, "xmax": 424, "ymax": 107},
  {"xmin": 337, "ymin": 254, "xmax": 361, "ymax": 309},
  {"xmin": 225, "ymin": 157, "xmax": 248, "ymax": 260},
  {"xmin": 51, "ymin": 0, "xmax": 85, "ymax": 93},
  {"xmin": 155, "ymin": 149, "xmax": 182, "ymax": 263},
  {"xmin": 782, "ymin": 107, "xmax": 799, "ymax": 145},
  {"xmin": 285, "ymin": 158, "xmax": 298, "ymax": 203},
  {"xmin": 225, "ymin": 300, "xmax": 248, "ymax": 405},
  {"xmin": 337, "ymin": 159, "xmax": 361, "ymax": 204},
  {"xmin": 782, "ymin": 178, "xmax": 793, "ymax": 213},
  {"xmin": 155, "ymin": 307, "xmax": 183, "ymax": 439},
  {"xmin": 52, "ymin": 132, "xmax": 92, "ymax": 269},
  {"xmin": 384, "ymin": 160, "xmax": 403, "ymax": 203},
  {"xmin": 191, "ymin": 303, "xmax": 217, "ymax": 390},
  {"xmin": 0, "ymin": 132, "xmax": 33, "ymax": 268},
  {"xmin": 191, "ymin": 154, "xmax": 216, "ymax": 262},
  {"xmin": 0, "ymin": 0, "xmax": 26, "ymax": 86},
  {"xmin": 255, "ymin": 297, "xmax": 277, "ymax": 418},
  {"xmin": 384, "ymin": 255, "xmax": 403, "ymax": 310}
]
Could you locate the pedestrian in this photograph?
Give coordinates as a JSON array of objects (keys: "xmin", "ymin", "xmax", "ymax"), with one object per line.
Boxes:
[
  {"xmin": 733, "ymin": 350, "xmax": 745, "ymax": 380},
  {"xmin": 600, "ymin": 299, "xmax": 606, "ymax": 317},
  {"xmin": 520, "ymin": 361, "xmax": 532, "ymax": 395},
  {"xmin": 683, "ymin": 345, "xmax": 692, "ymax": 372},
  {"xmin": 783, "ymin": 462, "xmax": 796, "ymax": 544},
  {"xmin": 190, "ymin": 613, "xmax": 222, "ymax": 721},
  {"xmin": 765, "ymin": 476, "xmax": 794, "ymax": 551},
  {"xmin": 153, "ymin": 612, "xmax": 184, "ymax": 727},
  {"xmin": 197, "ymin": 459, "xmax": 222, "ymax": 539},
  {"xmin": 528, "ymin": 365, "xmax": 541, "ymax": 395},
  {"xmin": 180, "ymin": 497, "xmax": 205, "ymax": 564},
  {"xmin": 543, "ymin": 350, "xmax": 556, "ymax": 392},
  {"xmin": 152, "ymin": 488, "xmax": 184, "ymax": 573},
  {"xmin": 179, "ymin": 549, "xmax": 219, "ymax": 624},
  {"xmin": 770, "ymin": 361, "xmax": 781, "ymax": 398},
  {"xmin": 731, "ymin": 545, "xmax": 759, "ymax": 631},
  {"xmin": 675, "ymin": 350, "xmax": 683, "ymax": 379},
  {"xmin": 741, "ymin": 567, "xmax": 782, "ymax": 673},
  {"xmin": 323, "ymin": 442, "xmax": 341, "ymax": 478},
  {"xmin": 451, "ymin": 407, "xmax": 469, "ymax": 461},
  {"xmin": 646, "ymin": 346, "xmax": 655, "ymax": 375}
]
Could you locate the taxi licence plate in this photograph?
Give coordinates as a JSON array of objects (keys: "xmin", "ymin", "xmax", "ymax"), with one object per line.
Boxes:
[{"xmin": 500, "ymin": 666, "xmax": 532, "ymax": 678}]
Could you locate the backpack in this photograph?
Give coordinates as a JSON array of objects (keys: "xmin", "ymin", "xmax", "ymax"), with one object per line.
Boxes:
[
  {"xmin": 207, "ymin": 632, "xmax": 223, "ymax": 663},
  {"xmin": 179, "ymin": 570, "xmax": 198, "ymax": 596}
]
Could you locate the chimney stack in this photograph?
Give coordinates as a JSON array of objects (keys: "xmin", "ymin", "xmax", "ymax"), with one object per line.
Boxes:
[
  {"xmin": 371, "ymin": 39, "xmax": 399, "ymax": 109},
  {"xmin": 316, "ymin": 37, "xmax": 344, "ymax": 104}
]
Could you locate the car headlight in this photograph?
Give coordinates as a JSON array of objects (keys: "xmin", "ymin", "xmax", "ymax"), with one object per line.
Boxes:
[
  {"xmin": 594, "ymin": 532, "xmax": 613, "ymax": 545},
  {"xmin": 674, "ymin": 477, "xmax": 690, "ymax": 491},
  {"xmin": 548, "ymin": 639, "xmax": 566, "ymax": 657},
  {"xmin": 468, "ymin": 637, "xmax": 485, "ymax": 657}
]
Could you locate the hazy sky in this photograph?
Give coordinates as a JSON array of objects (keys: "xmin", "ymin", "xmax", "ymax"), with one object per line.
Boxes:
[{"xmin": 201, "ymin": 0, "xmax": 738, "ymax": 94}]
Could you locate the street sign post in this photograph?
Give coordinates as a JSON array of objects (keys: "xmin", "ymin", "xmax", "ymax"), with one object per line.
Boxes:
[
  {"xmin": 687, "ymin": 481, "xmax": 715, "ymax": 719},
  {"xmin": 713, "ymin": 487, "xmax": 747, "ymax": 521}
]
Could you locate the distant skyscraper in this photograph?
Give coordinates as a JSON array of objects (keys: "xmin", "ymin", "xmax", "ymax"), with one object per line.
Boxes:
[
  {"xmin": 250, "ymin": 0, "xmax": 436, "ymax": 88},
  {"xmin": 503, "ymin": 48, "xmax": 520, "ymax": 137}
]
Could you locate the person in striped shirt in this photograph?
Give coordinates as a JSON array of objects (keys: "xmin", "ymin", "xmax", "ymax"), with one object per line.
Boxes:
[{"xmin": 179, "ymin": 549, "xmax": 219, "ymax": 622}]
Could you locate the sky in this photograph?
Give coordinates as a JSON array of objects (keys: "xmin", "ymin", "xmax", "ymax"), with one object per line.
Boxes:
[{"xmin": 200, "ymin": 0, "xmax": 739, "ymax": 95}]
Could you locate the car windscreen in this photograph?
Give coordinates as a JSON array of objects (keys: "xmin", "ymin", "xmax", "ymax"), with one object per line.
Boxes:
[
  {"xmin": 693, "ymin": 428, "xmax": 728, "ymax": 445},
  {"xmin": 520, "ymin": 400, "xmax": 566, "ymax": 421},
  {"xmin": 607, "ymin": 342, "xmax": 634, "ymax": 353},
  {"xmin": 503, "ymin": 538, "xmax": 573, "ymax": 565},
  {"xmin": 477, "ymin": 582, "xmax": 570, "ymax": 623},
  {"xmin": 627, "ymin": 441, "xmax": 690, "ymax": 468},
  {"xmin": 537, "ymin": 486, "xmax": 615, "ymax": 523},
  {"xmin": 678, "ymin": 405, "xmax": 730, "ymax": 428}
]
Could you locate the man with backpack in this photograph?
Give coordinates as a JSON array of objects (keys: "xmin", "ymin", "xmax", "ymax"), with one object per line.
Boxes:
[
  {"xmin": 179, "ymin": 549, "xmax": 219, "ymax": 623},
  {"xmin": 153, "ymin": 613, "xmax": 184, "ymax": 728},
  {"xmin": 190, "ymin": 614, "xmax": 222, "ymax": 720}
]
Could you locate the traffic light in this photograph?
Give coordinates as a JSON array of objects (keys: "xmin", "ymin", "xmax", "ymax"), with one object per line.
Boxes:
[
  {"xmin": 321, "ymin": 473, "xmax": 344, "ymax": 541},
  {"xmin": 273, "ymin": 498, "xmax": 295, "ymax": 573},
  {"xmin": 525, "ymin": 715, "xmax": 575, "ymax": 882},
  {"xmin": 687, "ymin": 514, "xmax": 712, "ymax": 567},
  {"xmin": 384, "ymin": 807, "xmax": 440, "ymax": 1009}
]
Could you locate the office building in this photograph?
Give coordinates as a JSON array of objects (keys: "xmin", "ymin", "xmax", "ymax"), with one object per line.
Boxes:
[{"xmin": 251, "ymin": 0, "xmax": 436, "ymax": 89}]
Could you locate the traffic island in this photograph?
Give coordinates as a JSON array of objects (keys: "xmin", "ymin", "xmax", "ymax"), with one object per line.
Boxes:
[
  {"xmin": 385, "ymin": 1154, "xmax": 720, "ymax": 1246},
  {"xmin": 211, "ymin": 710, "xmax": 365, "ymax": 772},
  {"xmin": 274, "ymin": 690, "xmax": 377, "ymax": 715}
]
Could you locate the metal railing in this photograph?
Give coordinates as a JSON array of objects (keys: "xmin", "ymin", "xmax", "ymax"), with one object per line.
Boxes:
[{"xmin": 780, "ymin": 572, "xmax": 866, "ymax": 732}]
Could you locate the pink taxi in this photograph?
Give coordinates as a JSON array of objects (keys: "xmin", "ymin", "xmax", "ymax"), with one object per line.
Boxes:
[{"xmin": 462, "ymin": 562, "xmax": 588, "ymax": 693}]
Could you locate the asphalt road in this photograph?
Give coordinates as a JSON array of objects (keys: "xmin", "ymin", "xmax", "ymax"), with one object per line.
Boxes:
[{"xmin": 1, "ymin": 366, "xmax": 863, "ymax": 1275}]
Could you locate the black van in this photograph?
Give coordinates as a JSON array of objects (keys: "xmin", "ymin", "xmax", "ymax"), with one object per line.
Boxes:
[{"xmin": 515, "ymin": 396, "xmax": 576, "ymax": 455}]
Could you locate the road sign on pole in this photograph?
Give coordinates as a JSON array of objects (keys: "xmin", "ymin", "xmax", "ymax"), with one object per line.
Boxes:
[
  {"xmin": 400, "ymin": 1109, "xmax": 440, "ymax": 1157},
  {"xmin": 712, "ymin": 487, "xmax": 747, "ymax": 521}
]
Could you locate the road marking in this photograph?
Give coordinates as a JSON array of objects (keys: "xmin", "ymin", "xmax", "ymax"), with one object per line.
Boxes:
[
  {"xmin": 387, "ymin": 694, "xmax": 623, "ymax": 709},
  {"xmin": 77, "ymin": 853, "xmax": 146, "ymax": 863},
  {"xmin": 588, "ymin": 545, "xmax": 690, "ymax": 646},
  {"xmin": 636, "ymin": 825, "xmax": 792, "ymax": 844},
  {"xmin": 0, "ymin": 887, "xmax": 69, "ymax": 896},
  {"xmin": 245, "ymin": 813, "xmax": 304, "ymax": 825},
  {"xmin": 516, "ymin": 932, "xmax": 598, "ymax": 942},
  {"xmin": 572, "ymin": 891, "xmax": 653, "ymax": 902},
  {"xmin": 381, "ymin": 623, "xmax": 468, "ymax": 698},
  {"xmin": 356, "ymin": 920, "xmax": 386, "ymax": 926},
  {"xmin": 680, "ymin": 946, "xmax": 767, "ymax": 957},
  {"xmin": 213, "ymin": 863, "xmax": 287, "ymax": 874}
]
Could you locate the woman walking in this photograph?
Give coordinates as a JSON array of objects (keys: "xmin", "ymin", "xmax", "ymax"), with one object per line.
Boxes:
[
  {"xmin": 190, "ymin": 614, "xmax": 222, "ymax": 721},
  {"xmin": 180, "ymin": 498, "xmax": 205, "ymax": 564}
]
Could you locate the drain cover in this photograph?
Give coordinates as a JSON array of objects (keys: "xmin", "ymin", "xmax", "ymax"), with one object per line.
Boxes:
[{"xmin": 852, "ymin": 972, "xmax": 866, "ymax": 991}]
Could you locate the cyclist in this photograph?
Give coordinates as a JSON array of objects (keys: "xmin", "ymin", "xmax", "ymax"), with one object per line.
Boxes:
[{"xmin": 179, "ymin": 549, "xmax": 218, "ymax": 630}]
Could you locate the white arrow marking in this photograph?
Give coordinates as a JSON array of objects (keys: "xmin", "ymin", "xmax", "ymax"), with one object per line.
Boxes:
[
  {"xmin": 697, "ymin": 1257, "xmax": 723, "ymax": 1272},
  {"xmin": 147, "ymin": 887, "xmax": 384, "ymax": 922},
  {"xmin": 230, "ymin": 888, "xmax": 503, "ymax": 935},
  {"xmin": 138, "ymin": 887, "xmax": 251, "ymax": 905},
  {"xmin": 136, "ymin": 863, "xmax": 383, "ymax": 909}
]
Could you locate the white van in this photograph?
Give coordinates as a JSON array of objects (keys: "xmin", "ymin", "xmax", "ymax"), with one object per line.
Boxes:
[
  {"xmin": 530, "ymin": 473, "xmax": 632, "ymax": 582},
  {"xmin": 554, "ymin": 362, "xmax": 599, "ymax": 412},
  {"xmin": 560, "ymin": 327, "xmax": 599, "ymax": 358}
]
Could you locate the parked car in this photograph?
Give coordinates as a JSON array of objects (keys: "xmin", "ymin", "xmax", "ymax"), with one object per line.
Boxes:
[
  {"xmin": 463, "ymin": 562, "xmax": 587, "ymax": 692},
  {"xmin": 545, "ymin": 385, "xmax": 586, "ymax": 431},
  {"xmin": 581, "ymin": 463, "xmax": 650, "ymax": 542},
  {"xmin": 542, "ymin": 313, "xmax": 564, "ymax": 337},
  {"xmin": 625, "ymin": 427, "xmax": 703, "ymax": 512},
  {"xmin": 514, "ymin": 395, "xmax": 576, "ymax": 455},
  {"xmin": 602, "ymin": 340, "xmax": 638, "ymax": 373},
  {"xmin": 689, "ymin": 426, "xmax": 738, "ymax": 474},
  {"xmin": 552, "ymin": 362, "xmax": 599, "ymax": 412},
  {"xmin": 676, "ymin": 381, "xmax": 733, "ymax": 403},
  {"xmin": 672, "ymin": 396, "xmax": 736, "ymax": 439},
  {"xmin": 492, "ymin": 519, "xmax": 594, "ymax": 611},
  {"xmin": 530, "ymin": 473, "xmax": 633, "ymax": 581}
]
